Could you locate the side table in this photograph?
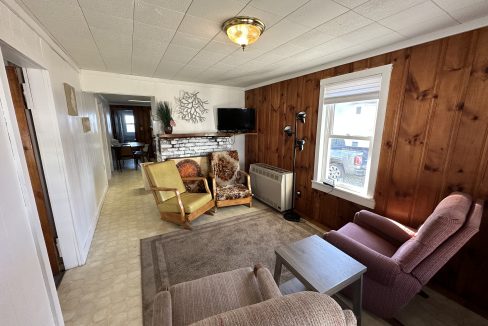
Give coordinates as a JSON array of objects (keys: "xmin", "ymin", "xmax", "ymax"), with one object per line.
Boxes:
[{"xmin": 274, "ymin": 235, "xmax": 367, "ymax": 325}]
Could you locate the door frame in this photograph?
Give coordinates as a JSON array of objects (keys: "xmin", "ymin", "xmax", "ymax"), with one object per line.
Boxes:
[
  {"xmin": 5, "ymin": 65, "xmax": 64, "ymax": 276},
  {"xmin": 0, "ymin": 48, "xmax": 63, "ymax": 324}
]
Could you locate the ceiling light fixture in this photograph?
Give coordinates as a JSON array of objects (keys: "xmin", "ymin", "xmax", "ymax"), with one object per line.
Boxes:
[{"xmin": 222, "ymin": 16, "xmax": 265, "ymax": 51}]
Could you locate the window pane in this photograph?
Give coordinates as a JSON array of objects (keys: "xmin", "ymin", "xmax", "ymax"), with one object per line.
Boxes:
[
  {"xmin": 331, "ymin": 99, "xmax": 378, "ymax": 137},
  {"xmin": 325, "ymin": 137, "xmax": 370, "ymax": 191},
  {"xmin": 124, "ymin": 115, "xmax": 134, "ymax": 124},
  {"xmin": 126, "ymin": 124, "xmax": 135, "ymax": 133}
]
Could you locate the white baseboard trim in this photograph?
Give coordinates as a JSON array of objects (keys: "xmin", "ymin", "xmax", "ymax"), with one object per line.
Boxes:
[{"xmin": 79, "ymin": 184, "xmax": 109, "ymax": 265}]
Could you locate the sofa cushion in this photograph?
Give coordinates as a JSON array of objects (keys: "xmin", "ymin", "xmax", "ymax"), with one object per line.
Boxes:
[
  {"xmin": 190, "ymin": 292, "xmax": 355, "ymax": 326},
  {"xmin": 392, "ymin": 192, "xmax": 471, "ymax": 273},
  {"xmin": 216, "ymin": 184, "xmax": 252, "ymax": 201},
  {"xmin": 158, "ymin": 192, "xmax": 212, "ymax": 214},
  {"xmin": 170, "ymin": 267, "xmax": 264, "ymax": 326},
  {"xmin": 209, "ymin": 150, "xmax": 240, "ymax": 187},
  {"xmin": 145, "ymin": 160, "xmax": 187, "ymax": 202},
  {"xmin": 338, "ymin": 222, "xmax": 398, "ymax": 257}
]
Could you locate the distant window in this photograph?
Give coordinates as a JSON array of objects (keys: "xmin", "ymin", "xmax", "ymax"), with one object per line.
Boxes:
[
  {"xmin": 312, "ymin": 65, "xmax": 392, "ymax": 208},
  {"xmin": 124, "ymin": 114, "xmax": 135, "ymax": 133}
]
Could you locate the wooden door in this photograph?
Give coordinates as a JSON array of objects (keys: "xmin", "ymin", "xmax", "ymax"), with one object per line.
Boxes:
[
  {"xmin": 6, "ymin": 66, "xmax": 63, "ymax": 276},
  {"xmin": 134, "ymin": 107, "xmax": 154, "ymax": 158}
]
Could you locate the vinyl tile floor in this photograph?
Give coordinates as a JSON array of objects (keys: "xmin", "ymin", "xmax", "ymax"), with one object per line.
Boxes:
[{"xmin": 57, "ymin": 168, "xmax": 487, "ymax": 326}]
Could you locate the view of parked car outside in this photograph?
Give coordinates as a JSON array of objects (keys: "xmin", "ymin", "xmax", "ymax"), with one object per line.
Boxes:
[{"xmin": 324, "ymin": 99, "xmax": 377, "ymax": 191}]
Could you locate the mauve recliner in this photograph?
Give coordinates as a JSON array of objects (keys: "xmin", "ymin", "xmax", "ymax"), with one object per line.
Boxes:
[{"xmin": 324, "ymin": 192, "xmax": 483, "ymax": 319}]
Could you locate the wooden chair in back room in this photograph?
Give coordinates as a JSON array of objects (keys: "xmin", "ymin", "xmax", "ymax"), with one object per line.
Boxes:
[{"xmin": 118, "ymin": 144, "xmax": 135, "ymax": 170}]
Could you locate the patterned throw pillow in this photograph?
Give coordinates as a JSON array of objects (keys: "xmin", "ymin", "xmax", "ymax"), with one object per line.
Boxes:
[
  {"xmin": 209, "ymin": 151, "xmax": 240, "ymax": 187},
  {"xmin": 176, "ymin": 159, "xmax": 205, "ymax": 192}
]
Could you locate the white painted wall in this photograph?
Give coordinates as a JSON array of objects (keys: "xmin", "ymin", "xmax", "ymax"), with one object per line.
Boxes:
[
  {"xmin": 0, "ymin": 91, "xmax": 57, "ymax": 326},
  {"xmin": 0, "ymin": 0, "xmax": 108, "ymax": 270},
  {"xmin": 0, "ymin": 53, "xmax": 62, "ymax": 326},
  {"xmin": 80, "ymin": 70, "xmax": 247, "ymax": 168}
]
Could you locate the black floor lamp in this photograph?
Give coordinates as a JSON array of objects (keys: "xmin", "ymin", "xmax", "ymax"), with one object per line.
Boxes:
[{"xmin": 283, "ymin": 111, "xmax": 306, "ymax": 222}]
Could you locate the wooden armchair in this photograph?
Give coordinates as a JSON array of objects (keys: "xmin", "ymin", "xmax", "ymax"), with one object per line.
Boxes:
[
  {"xmin": 144, "ymin": 160, "xmax": 215, "ymax": 229},
  {"xmin": 209, "ymin": 150, "xmax": 252, "ymax": 210}
]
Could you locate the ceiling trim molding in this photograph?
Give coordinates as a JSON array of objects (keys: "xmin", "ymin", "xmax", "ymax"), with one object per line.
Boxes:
[
  {"xmin": 2, "ymin": 0, "xmax": 80, "ymax": 72},
  {"xmin": 80, "ymin": 70, "xmax": 245, "ymax": 93},
  {"xmin": 244, "ymin": 15, "xmax": 488, "ymax": 90}
]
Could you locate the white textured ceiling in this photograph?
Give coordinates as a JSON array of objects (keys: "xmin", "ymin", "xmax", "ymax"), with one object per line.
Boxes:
[{"xmin": 16, "ymin": 0, "xmax": 488, "ymax": 87}]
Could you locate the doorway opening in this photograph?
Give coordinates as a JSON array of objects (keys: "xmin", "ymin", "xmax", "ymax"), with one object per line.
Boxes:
[
  {"xmin": 99, "ymin": 93, "xmax": 154, "ymax": 171},
  {"xmin": 5, "ymin": 64, "xmax": 65, "ymax": 285}
]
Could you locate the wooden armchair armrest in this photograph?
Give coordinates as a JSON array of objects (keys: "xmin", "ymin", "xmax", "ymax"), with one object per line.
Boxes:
[
  {"xmin": 181, "ymin": 177, "xmax": 211, "ymax": 194},
  {"xmin": 151, "ymin": 187, "xmax": 185, "ymax": 218},
  {"xmin": 238, "ymin": 171, "xmax": 252, "ymax": 192},
  {"xmin": 208, "ymin": 174, "xmax": 217, "ymax": 199},
  {"xmin": 182, "ymin": 177, "xmax": 206, "ymax": 181},
  {"xmin": 151, "ymin": 186, "xmax": 179, "ymax": 192}
]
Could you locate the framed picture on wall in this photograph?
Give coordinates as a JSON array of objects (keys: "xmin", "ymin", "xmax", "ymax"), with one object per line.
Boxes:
[
  {"xmin": 81, "ymin": 117, "xmax": 91, "ymax": 132},
  {"xmin": 64, "ymin": 82, "xmax": 78, "ymax": 116}
]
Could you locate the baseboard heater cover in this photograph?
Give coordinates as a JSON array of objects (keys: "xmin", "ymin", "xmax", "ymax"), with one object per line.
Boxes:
[{"xmin": 250, "ymin": 163, "xmax": 293, "ymax": 212}]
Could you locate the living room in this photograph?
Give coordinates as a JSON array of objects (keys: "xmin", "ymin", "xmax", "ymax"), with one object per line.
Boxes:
[{"xmin": 0, "ymin": 0, "xmax": 487, "ymax": 325}]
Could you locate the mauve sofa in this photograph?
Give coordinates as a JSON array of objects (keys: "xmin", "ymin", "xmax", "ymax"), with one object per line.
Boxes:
[
  {"xmin": 152, "ymin": 265, "xmax": 356, "ymax": 326},
  {"xmin": 324, "ymin": 192, "xmax": 484, "ymax": 318}
]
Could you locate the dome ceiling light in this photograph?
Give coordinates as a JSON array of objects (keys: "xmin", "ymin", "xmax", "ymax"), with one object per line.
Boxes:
[{"xmin": 222, "ymin": 16, "xmax": 266, "ymax": 51}]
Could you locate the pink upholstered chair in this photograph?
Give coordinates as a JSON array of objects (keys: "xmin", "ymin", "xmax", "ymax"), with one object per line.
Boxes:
[{"xmin": 324, "ymin": 192, "xmax": 484, "ymax": 319}]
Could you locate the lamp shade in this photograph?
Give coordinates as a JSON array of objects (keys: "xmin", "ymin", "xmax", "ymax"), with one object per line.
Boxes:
[{"xmin": 222, "ymin": 17, "xmax": 265, "ymax": 50}]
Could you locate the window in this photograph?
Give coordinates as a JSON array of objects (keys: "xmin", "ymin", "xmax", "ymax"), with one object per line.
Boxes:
[
  {"xmin": 312, "ymin": 65, "xmax": 392, "ymax": 208},
  {"xmin": 124, "ymin": 114, "xmax": 135, "ymax": 133}
]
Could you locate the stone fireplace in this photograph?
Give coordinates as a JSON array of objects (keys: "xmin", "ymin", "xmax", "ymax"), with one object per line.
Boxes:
[{"xmin": 156, "ymin": 133, "xmax": 233, "ymax": 161}]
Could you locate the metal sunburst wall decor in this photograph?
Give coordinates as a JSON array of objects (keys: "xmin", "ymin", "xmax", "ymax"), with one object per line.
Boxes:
[{"xmin": 175, "ymin": 91, "xmax": 209, "ymax": 124}]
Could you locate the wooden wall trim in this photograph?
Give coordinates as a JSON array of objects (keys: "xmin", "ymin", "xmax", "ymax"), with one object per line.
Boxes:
[{"xmin": 245, "ymin": 27, "xmax": 488, "ymax": 316}]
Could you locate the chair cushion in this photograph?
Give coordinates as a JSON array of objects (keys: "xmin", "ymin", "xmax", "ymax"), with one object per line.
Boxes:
[
  {"xmin": 338, "ymin": 223, "xmax": 398, "ymax": 257},
  {"xmin": 392, "ymin": 192, "xmax": 472, "ymax": 273},
  {"xmin": 158, "ymin": 192, "xmax": 212, "ymax": 214},
  {"xmin": 170, "ymin": 267, "xmax": 264, "ymax": 326},
  {"xmin": 145, "ymin": 161, "xmax": 186, "ymax": 201},
  {"xmin": 216, "ymin": 184, "xmax": 252, "ymax": 201},
  {"xmin": 209, "ymin": 150, "xmax": 240, "ymax": 187}
]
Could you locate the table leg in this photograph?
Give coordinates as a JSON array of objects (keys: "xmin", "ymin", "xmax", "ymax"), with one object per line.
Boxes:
[
  {"xmin": 352, "ymin": 275, "xmax": 363, "ymax": 326},
  {"xmin": 273, "ymin": 256, "xmax": 283, "ymax": 285}
]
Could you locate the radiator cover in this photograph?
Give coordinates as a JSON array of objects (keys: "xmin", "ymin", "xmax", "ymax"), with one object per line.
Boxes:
[{"xmin": 250, "ymin": 163, "xmax": 293, "ymax": 212}]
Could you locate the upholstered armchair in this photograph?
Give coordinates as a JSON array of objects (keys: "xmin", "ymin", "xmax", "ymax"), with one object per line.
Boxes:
[
  {"xmin": 324, "ymin": 192, "xmax": 484, "ymax": 319},
  {"xmin": 144, "ymin": 161, "xmax": 215, "ymax": 229},
  {"xmin": 152, "ymin": 265, "xmax": 356, "ymax": 326},
  {"xmin": 208, "ymin": 150, "xmax": 252, "ymax": 209}
]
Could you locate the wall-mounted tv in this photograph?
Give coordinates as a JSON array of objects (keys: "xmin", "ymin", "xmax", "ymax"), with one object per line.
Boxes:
[{"xmin": 217, "ymin": 108, "xmax": 256, "ymax": 132}]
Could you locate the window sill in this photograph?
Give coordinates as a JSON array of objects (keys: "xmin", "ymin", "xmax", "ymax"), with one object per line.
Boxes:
[{"xmin": 311, "ymin": 181, "xmax": 375, "ymax": 209}]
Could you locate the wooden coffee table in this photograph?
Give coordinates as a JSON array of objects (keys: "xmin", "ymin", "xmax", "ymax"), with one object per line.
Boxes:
[{"xmin": 274, "ymin": 235, "xmax": 367, "ymax": 325}]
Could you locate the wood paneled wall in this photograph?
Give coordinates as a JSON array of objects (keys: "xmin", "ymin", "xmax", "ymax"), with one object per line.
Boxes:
[{"xmin": 245, "ymin": 27, "xmax": 488, "ymax": 313}]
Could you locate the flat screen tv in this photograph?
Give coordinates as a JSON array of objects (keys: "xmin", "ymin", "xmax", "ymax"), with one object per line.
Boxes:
[{"xmin": 217, "ymin": 108, "xmax": 256, "ymax": 132}]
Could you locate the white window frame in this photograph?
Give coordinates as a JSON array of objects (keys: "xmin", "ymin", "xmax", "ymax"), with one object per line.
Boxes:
[
  {"xmin": 312, "ymin": 65, "xmax": 392, "ymax": 208},
  {"xmin": 123, "ymin": 112, "xmax": 135, "ymax": 134}
]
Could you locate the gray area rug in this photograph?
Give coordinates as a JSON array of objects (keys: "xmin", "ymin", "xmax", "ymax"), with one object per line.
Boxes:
[{"xmin": 140, "ymin": 209, "xmax": 318, "ymax": 326}]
